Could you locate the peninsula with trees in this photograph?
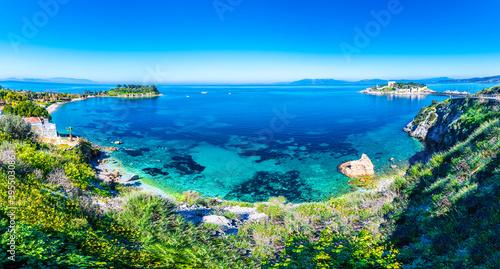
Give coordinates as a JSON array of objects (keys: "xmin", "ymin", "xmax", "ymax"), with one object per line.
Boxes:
[
  {"xmin": 84, "ymin": 84, "xmax": 162, "ymax": 97},
  {"xmin": 360, "ymin": 81, "xmax": 435, "ymax": 95},
  {"xmin": 0, "ymin": 84, "xmax": 162, "ymax": 117}
]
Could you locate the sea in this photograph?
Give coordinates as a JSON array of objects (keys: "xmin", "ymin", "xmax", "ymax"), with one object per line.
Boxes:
[{"xmin": 2, "ymin": 80, "xmax": 499, "ymax": 202}]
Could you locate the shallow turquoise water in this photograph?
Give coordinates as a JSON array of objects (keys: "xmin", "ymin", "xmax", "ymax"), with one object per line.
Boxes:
[{"xmin": 51, "ymin": 85, "xmax": 452, "ymax": 202}]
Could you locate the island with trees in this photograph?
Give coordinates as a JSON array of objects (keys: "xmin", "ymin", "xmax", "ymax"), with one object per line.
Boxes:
[
  {"xmin": 84, "ymin": 84, "xmax": 162, "ymax": 97},
  {"xmin": 360, "ymin": 81, "xmax": 435, "ymax": 95}
]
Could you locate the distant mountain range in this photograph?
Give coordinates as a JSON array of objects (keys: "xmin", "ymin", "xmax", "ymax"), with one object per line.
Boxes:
[
  {"xmin": 2, "ymin": 75, "xmax": 499, "ymax": 86},
  {"xmin": 284, "ymin": 77, "xmax": 453, "ymax": 86},
  {"xmin": 2, "ymin": 77, "xmax": 97, "ymax": 84},
  {"xmin": 286, "ymin": 75, "xmax": 500, "ymax": 86},
  {"xmin": 437, "ymin": 75, "xmax": 500, "ymax": 83}
]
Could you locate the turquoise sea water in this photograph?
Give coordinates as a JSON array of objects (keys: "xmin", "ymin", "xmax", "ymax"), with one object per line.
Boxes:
[
  {"xmin": 5, "ymin": 81, "xmax": 497, "ymax": 202},
  {"xmin": 50, "ymin": 85, "xmax": 450, "ymax": 203}
]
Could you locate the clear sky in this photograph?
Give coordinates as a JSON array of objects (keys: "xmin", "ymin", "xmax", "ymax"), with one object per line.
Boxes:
[{"xmin": 0, "ymin": 0, "xmax": 499, "ymax": 84}]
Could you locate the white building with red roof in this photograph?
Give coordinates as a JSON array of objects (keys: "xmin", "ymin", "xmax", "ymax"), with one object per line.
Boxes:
[{"xmin": 23, "ymin": 117, "xmax": 59, "ymax": 141}]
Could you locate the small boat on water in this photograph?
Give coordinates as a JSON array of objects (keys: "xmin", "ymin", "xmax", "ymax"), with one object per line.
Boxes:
[{"xmin": 201, "ymin": 91, "xmax": 208, "ymax": 94}]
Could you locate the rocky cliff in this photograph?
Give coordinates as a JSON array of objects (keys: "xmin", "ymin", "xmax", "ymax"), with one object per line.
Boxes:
[{"xmin": 404, "ymin": 96, "xmax": 500, "ymax": 151}]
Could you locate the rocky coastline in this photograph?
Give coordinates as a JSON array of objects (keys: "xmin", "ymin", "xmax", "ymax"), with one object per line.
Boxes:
[{"xmin": 403, "ymin": 98, "xmax": 471, "ymax": 151}]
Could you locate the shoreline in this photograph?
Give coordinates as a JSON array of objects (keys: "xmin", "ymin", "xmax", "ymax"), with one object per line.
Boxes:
[
  {"xmin": 47, "ymin": 97, "xmax": 91, "ymax": 114},
  {"xmin": 92, "ymin": 149, "xmax": 173, "ymax": 199},
  {"xmin": 46, "ymin": 92, "xmax": 169, "ymax": 198},
  {"xmin": 47, "ymin": 94, "xmax": 163, "ymax": 114}
]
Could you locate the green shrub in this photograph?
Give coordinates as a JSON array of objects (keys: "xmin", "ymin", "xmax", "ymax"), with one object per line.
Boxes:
[
  {"xmin": 263, "ymin": 228, "xmax": 401, "ymax": 268},
  {"xmin": 15, "ymin": 143, "xmax": 54, "ymax": 174},
  {"xmin": 257, "ymin": 203, "xmax": 285, "ymax": 219},
  {"xmin": 179, "ymin": 190, "xmax": 203, "ymax": 205},
  {"xmin": 3, "ymin": 101, "xmax": 51, "ymax": 120},
  {"xmin": 63, "ymin": 162, "xmax": 95, "ymax": 190},
  {"xmin": 0, "ymin": 114, "xmax": 33, "ymax": 140}
]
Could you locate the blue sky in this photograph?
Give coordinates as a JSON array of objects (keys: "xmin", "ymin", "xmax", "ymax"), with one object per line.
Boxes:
[{"xmin": 0, "ymin": 0, "xmax": 499, "ymax": 84}]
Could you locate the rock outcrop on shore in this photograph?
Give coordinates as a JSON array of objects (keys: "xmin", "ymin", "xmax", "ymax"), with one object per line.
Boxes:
[
  {"xmin": 404, "ymin": 96, "xmax": 500, "ymax": 153},
  {"xmin": 174, "ymin": 203, "xmax": 268, "ymax": 236},
  {"xmin": 403, "ymin": 98, "xmax": 488, "ymax": 151},
  {"xmin": 338, "ymin": 154, "xmax": 375, "ymax": 178}
]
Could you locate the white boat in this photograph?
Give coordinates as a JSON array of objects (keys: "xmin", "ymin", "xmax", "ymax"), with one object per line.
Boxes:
[{"xmin": 201, "ymin": 91, "xmax": 208, "ymax": 94}]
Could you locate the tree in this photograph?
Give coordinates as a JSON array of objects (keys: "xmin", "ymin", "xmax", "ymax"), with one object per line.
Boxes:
[
  {"xmin": 9, "ymin": 101, "xmax": 51, "ymax": 120},
  {"xmin": 66, "ymin": 127, "xmax": 73, "ymax": 141},
  {"xmin": 151, "ymin": 85, "xmax": 159, "ymax": 94},
  {"xmin": 0, "ymin": 114, "xmax": 33, "ymax": 140},
  {"xmin": 2, "ymin": 105, "xmax": 13, "ymax": 115}
]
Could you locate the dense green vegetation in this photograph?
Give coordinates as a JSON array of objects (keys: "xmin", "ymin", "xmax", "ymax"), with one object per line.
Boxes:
[
  {"xmin": 106, "ymin": 84, "xmax": 160, "ymax": 96},
  {"xmin": 393, "ymin": 82, "xmax": 426, "ymax": 89},
  {"xmin": 370, "ymin": 82, "xmax": 427, "ymax": 92},
  {"xmin": 82, "ymin": 85, "xmax": 160, "ymax": 97},
  {"xmin": 476, "ymin": 85, "xmax": 500, "ymax": 95},
  {"xmin": 2, "ymin": 85, "xmax": 500, "ymax": 268},
  {"xmin": 2, "ymin": 101, "xmax": 51, "ymax": 120},
  {"xmin": 0, "ymin": 88, "xmax": 78, "ymax": 105},
  {"xmin": 0, "ymin": 88, "xmax": 79, "ymax": 120},
  {"xmin": 370, "ymin": 86, "xmax": 396, "ymax": 92}
]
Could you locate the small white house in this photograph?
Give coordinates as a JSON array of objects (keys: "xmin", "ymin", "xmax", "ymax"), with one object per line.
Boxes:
[
  {"xmin": 388, "ymin": 81, "xmax": 397, "ymax": 88},
  {"xmin": 24, "ymin": 117, "xmax": 59, "ymax": 140}
]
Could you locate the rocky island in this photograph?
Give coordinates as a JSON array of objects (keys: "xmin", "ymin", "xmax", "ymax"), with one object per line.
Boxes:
[{"xmin": 360, "ymin": 81, "xmax": 435, "ymax": 95}]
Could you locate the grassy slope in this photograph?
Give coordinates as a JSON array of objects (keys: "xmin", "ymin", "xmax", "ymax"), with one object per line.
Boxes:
[
  {"xmin": 388, "ymin": 119, "xmax": 500, "ymax": 267},
  {"xmin": 385, "ymin": 97, "xmax": 500, "ymax": 268}
]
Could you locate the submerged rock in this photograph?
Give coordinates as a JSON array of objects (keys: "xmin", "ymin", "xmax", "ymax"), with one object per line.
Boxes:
[
  {"xmin": 142, "ymin": 167, "xmax": 169, "ymax": 176},
  {"xmin": 224, "ymin": 170, "xmax": 314, "ymax": 203},
  {"xmin": 338, "ymin": 154, "xmax": 375, "ymax": 178},
  {"xmin": 164, "ymin": 155, "xmax": 205, "ymax": 175}
]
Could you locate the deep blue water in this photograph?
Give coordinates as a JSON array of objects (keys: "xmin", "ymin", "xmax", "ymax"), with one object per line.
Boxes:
[{"xmin": 6, "ymin": 81, "xmax": 498, "ymax": 202}]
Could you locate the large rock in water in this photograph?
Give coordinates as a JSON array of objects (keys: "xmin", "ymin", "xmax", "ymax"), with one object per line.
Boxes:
[{"xmin": 338, "ymin": 154, "xmax": 375, "ymax": 178}]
